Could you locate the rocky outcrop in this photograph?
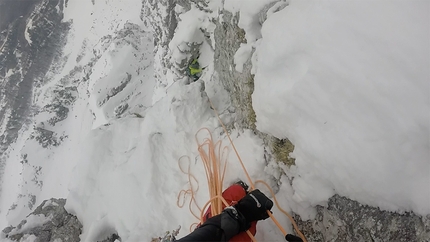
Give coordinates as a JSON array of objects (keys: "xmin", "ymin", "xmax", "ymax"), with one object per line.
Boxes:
[
  {"xmin": 213, "ymin": 10, "xmax": 256, "ymax": 130},
  {"xmin": 1, "ymin": 198, "xmax": 82, "ymax": 242},
  {"xmin": 295, "ymin": 195, "xmax": 430, "ymax": 242},
  {"xmin": 141, "ymin": 0, "xmax": 178, "ymax": 88},
  {"xmin": 98, "ymin": 233, "xmax": 121, "ymax": 242}
]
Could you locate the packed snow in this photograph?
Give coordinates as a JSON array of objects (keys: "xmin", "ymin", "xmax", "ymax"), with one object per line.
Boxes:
[
  {"xmin": 0, "ymin": 0, "xmax": 428, "ymax": 241},
  {"xmin": 7, "ymin": 214, "xmax": 51, "ymax": 236},
  {"xmin": 252, "ymin": 0, "xmax": 430, "ymax": 217},
  {"xmin": 24, "ymin": 18, "xmax": 33, "ymax": 46}
]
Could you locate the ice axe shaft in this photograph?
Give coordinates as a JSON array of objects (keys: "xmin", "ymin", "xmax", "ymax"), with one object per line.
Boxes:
[{"xmin": 267, "ymin": 211, "xmax": 303, "ymax": 242}]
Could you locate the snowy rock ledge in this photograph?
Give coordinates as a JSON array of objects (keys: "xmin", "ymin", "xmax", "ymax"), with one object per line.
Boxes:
[{"xmin": 1, "ymin": 198, "xmax": 82, "ymax": 242}]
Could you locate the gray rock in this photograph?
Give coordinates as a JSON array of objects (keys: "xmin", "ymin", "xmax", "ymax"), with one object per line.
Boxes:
[
  {"xmin": 141, "ymin": 0, "xmax": 178, "ymax": 84},
  {"xmin": 97, "ymin": 233, "xmax": 121, "ymax": 242},
  {"xmin": 213, "ymin": 9, "xmax": 256, "ymax": 131},
  {"xmin": 294, "ymin": 195, "xmax": 430, "ymax": 242},
  {"xmin": 1, "ymin": 198, "xmax": 82, "ymax": 242}
]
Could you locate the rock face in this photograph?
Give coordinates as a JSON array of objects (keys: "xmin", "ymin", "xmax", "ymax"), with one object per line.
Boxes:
[
  {"xmin": 141, "ymin": 0, "xmax": 178, "ymax": 95},
  {"xmin": 1, "ymin": 198, "xmax": 82, "ymax": 242},
  {"xmin": 295, "ymin": 195, "xmax": 430, "ymax": 242},
  {"xmin": 97, "ymin": 234, "xmax": 121, "ymax": 242},
  {"xmin": 0, "ymin": 0, "xmax": 70, "ymax": 194},
  {"xmin": 213, "ymin": 10, "xmax": 256, "ymax": 131}
]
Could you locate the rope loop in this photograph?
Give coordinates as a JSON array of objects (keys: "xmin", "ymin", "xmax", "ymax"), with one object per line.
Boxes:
[{"xmin": 176, "ymin": 98, "xmax": 307, "ymax": 242}]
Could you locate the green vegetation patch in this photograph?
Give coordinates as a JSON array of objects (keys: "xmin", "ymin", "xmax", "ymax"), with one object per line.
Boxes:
[{"xmin": 271, "ymin": 138, "xmax": 296, "ymax": 167}]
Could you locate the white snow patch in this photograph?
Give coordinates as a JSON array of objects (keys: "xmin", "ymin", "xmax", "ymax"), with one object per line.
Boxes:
[
  {"xmin": 224, "ymin": 0, "xmax": 276, "ymax": 42},
  {"xmin": 253, "ymin": 0, "xmax": 430, "ymax": 216},
  {"xmin": 65, "ymin": 79, "xmax": 283, "ymax": 241},
  {"xmin": 41, "ymin": 200, "xmax": 59, "ymax": 210},
  {"xmin": 60, "ymin": 0, "xmax": 143, "ymax": 81},
  {"xmin": 18, "ymin": 234, "xmax": 37, "ymax": 242},
  {"xmin": 8, "ymin": 214, "xmax": 51, "ymax": 236},
  {"xmin": 0, "ymin": 123, "xmax": 34, "ymax": 228},
  {"xmin": 0, "ymin": 109, "xmax": 11, "ymax": 137},
  {"xmin": 24, "ymin": 18, "xmax": 33, "ymax": 45},
  {"xmin": 234, "ymin": 43, "xmax": 253, "ymax": 72},
  {"xmin": 224, "ymin": 0, "xmax": 278, "ymax": 73}
]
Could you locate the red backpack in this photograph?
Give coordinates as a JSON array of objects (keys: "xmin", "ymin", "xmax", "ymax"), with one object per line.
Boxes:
[{"xmin": 200, "ymin": 184, "xmax": 257, "ymax": 242}]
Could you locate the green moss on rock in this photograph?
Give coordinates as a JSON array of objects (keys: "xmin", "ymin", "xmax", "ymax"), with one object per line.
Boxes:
[{"xmin": 271, "ymin": 138, "xmax": 295, "ymax": 166}]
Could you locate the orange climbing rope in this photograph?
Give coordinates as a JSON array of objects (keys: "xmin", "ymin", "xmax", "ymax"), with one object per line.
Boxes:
[
  {"xmin": 195, "ymin": 128, "xmax": 229, "ymax": 217},
  {"xmin": 177, "ymin": 155, "xmax": 202, "ymax": 223},
  {"xmin": 208, "ymin": 98, "xmax": 307, "ymax": 242},
  {"xmin": 177, "ymin": 98, "xmax": 307, "ymax": 242},
  {"xmin": 177, "ymin": 128, "xmax": 229, "ymax": 230}
]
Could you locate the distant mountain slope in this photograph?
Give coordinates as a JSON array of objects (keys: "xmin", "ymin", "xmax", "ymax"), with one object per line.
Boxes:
[{"xmin": 0, "ymin": 0, "xmax": 70, "ymax": 200}]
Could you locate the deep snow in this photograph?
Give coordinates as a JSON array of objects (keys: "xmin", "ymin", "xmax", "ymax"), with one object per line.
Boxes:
[{"xmin": 252, "ymin": 0, "xmax": 430, "ymax": 217}]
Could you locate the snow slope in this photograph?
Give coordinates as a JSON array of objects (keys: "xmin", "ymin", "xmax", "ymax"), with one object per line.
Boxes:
[
  {"xmin": 65, "ymin": 80, "xmax": 278, "ymax": 241},
  {"xmin": 0, "ymin": 0, "xmax": 154, "ymax": 230},
  {"xmin": 252, "ymin": 0, "xmax": 430, "ymax": 216}
]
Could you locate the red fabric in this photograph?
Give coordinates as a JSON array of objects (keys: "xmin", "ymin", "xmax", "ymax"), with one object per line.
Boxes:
[{"xmin": 201, "ymin": 184, "xmax": 257, "ymax": 242}]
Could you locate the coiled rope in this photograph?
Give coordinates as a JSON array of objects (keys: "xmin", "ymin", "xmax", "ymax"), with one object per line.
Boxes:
[{"xmin": 177, "ymin": 97, "xmax": 307, "ymax": 242}]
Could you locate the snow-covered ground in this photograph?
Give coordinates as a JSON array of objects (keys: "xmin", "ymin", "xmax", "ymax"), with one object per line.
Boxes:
[
  {"xmin": 252, "ymin": 0, "xmax": 430, "ymax": 217},
  {"xmin": 0, "ymin": 0, "xmax": 429, "ymax": 241}
]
